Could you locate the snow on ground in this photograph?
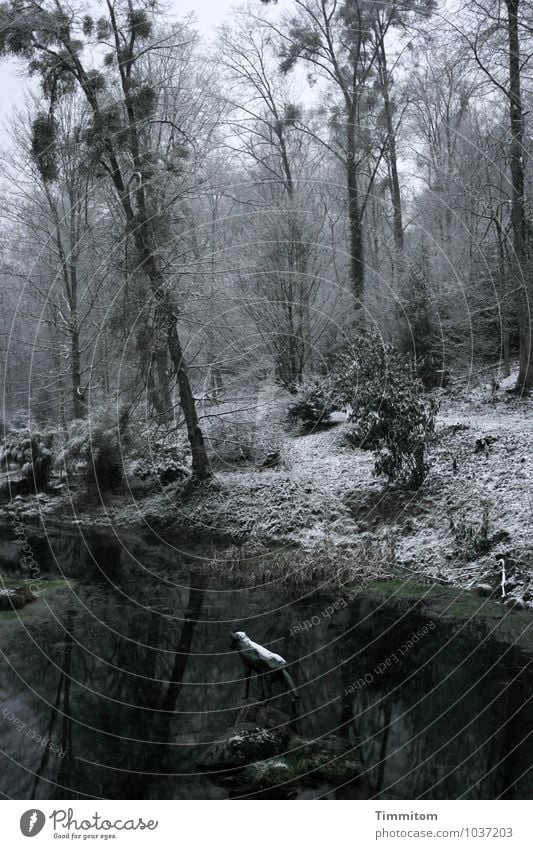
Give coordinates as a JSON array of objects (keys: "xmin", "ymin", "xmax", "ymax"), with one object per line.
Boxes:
[
  {"xmin": 127, "ymin": 377, "xmax": 532, "ymax": 604},
  {"xmin": 173, "ymin": 378, "xmax": 533, "ymax": 601},
  {"xmin": 11, "ymin": 375, "xmax": 532, "ymax": 602},
  {"xmin": 282, "ymin": 391, "xmax": 533, "ymax": 600},
  {"xmin": 412, "ymin": 389, "xmax": 533, "ymax": 597}
]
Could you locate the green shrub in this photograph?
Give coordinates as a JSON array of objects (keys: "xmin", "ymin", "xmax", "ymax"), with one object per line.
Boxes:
[
  {"xmin": 129, "ymin": 456, "xmax": 188, "ymax": 487},
  {"xmin": 287, "ymin": 378, "xmax": 337, "ymax": 430},
  {"xmin": 123, "ymin": 419, "xmax": 191, "ymax": 487},
  {"xmin": 335, "ymin": 332, "xmax": 437, "ymax": 487},
  {"xmin": 57, "ymin": 406, "xmax": 129, "ymax": 492},
  {"xmin": 0, "ymin": 429, "xmax": 55, "ymax": 491}
]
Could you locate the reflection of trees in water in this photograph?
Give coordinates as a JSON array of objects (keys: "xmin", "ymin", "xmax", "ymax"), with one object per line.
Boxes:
[
  {"xmin": 22, "ymin": 571, "xmax": 208, "ymax": 799},
  {"xmin": 345, "ymin": 608, "xmax": 533, "ymax": 800},
  {"xmin": 71, "ymin": 572, "xmax": 206, "ymax": 798},
  {"xmin": 23, "ymin": 596, "xmax": 533, "ymax": 799},
  {"xmin": 142, "ymin": 573, "xmax": 207, "ymax": 781},
  {"xmin": 498, "ymin": 679, "xmax": 533, "ymax": 799},
  {"xmin": 373, "ymin": 698, "xmax": 393, "ymax": 797},
  {"xmin": 31, "ymin": 609, "xmax": 74, "ymax": 799},
  {"xmin": 160, "ymin": 573, "xmax": 208, "ymax": 715},
  {"xmin": 2, "ymin": 537, "xmax": 533, "ymax": 799},
  {"xmin": 351, "ymin": 603, "xmax": 437, "ymax": 798}
]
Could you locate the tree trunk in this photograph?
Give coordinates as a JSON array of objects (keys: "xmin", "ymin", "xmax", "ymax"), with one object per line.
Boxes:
[
  {"xmin": 82, "ymin": 30, "xmax": 211, "ymax": 478},
  {"xmin": 49, "ymin": 320, "xmax": 68, "ymax": 436},
  {"xmin": 495, "ymin": 218, "xmax": 511, "ymax": 378},
  {"xmin": 506, "ymin": 0, "xmax": 532, "ymax": 390},
  {"xmin": 146, "ymin": 319, "xmax": 173, "ymax": 424},
  {"xmin": 289, "ymin": 214, "xmax": 309, "ymax": 382},
  {"xmin": 166, "ymin": 315, "xmax": 210, "ymax": 481},
  {"xmin": 377, "ymin": 36, "xmax": 404, "ymax": 256},
  {"xmin": 346, "ymin": 135, "xmax": 365, "ymax": 307},
  {"xmin": 502, "ymin": 324, "xmax": 511, "ymax": 378},
  {"xmin": 70, "ymin": 313, "xmax": 85, "ymax": 419},
  {"xmin": 132, "ymin": 225, "xmax": 211, "ymax": 480},
  {"xmin": 68, "ymin": 197, "xmax": 85, "ymax": 421}
]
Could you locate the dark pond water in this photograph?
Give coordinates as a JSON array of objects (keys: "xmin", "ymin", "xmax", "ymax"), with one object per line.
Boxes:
[{"xmin": 0, "ymin": 523, "xmax": 532, "ymax": 800}]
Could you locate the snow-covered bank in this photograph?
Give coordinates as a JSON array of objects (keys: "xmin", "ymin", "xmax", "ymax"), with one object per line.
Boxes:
[{"xmin": 2, "ymin": 383, "xmax": 532, "ymax": 606}]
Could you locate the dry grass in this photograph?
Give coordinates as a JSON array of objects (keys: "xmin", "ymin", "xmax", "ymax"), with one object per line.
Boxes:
[{"xmin": 201, "ymin": 538, "xmax": 396, "ymax": 590}]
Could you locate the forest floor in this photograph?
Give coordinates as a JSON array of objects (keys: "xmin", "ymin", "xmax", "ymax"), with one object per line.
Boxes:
[{"xmin": 3, "ymin": 372, "xmax": 533, "ymax": 606}]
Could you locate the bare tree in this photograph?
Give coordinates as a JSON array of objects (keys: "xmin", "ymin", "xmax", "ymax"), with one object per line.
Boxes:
[
  {"xmin": 0, "ymin": 1, "xmax": 211, "ymax": 477},
  {"xmin": 456, "ymin": 0, "xmax": 533, "ymax": 389},
  {"xmin": 258, "ymin": 0, "xmax": 432, "ymax": 312},
  {"xmin": 0, "ymin": 98, "xmax": 117, "ymax": 422},
  {"xmin": 219, "ymin": 14, "xmax": 324, "ymax": 382}
]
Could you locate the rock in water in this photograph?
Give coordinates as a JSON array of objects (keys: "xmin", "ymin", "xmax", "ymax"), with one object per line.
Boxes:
[
  {"xmin": 476, "ymin": 583, "xmax": 495, "ymax": 598},
  {"xmin": 199, "ymin": 723, "xmax": 285, "ymax": 771},
  {"xmin": 0, "ymin": 585, "xmax": 37, "ymax": 611},
  {"xmin": 197, "ymin": 718, "xmax": 360, "ymax": 796},
  {"xmin": 231, "ymin": 699, "xmax": 292, "ymax": 740}
]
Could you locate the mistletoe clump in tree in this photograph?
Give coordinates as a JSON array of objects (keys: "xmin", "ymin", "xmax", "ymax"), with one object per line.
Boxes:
[
  {"xmin": 0, "ymin": 0, "xmax": 210, "ymax": 481},
  {"xmin": 335, "ymin": 331, "xmax": 438, "ymax": 487},
  {"xmin": 258, "ymin": 0, "xmax": 434, "ymax": 310}
]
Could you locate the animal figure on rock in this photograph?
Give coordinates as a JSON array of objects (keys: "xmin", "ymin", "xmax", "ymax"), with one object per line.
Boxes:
[{"xmin": 229, "ymin": 630, "xmax": 299, "ymax": 703}]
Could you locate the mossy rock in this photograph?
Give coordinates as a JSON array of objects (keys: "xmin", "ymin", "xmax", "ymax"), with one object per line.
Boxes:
[
  {"xmin": 200, "ymin": 726, "xmax": 360, "ymax": 794},
  {"xmin": 244, "ymin": 757, "xmax": 293, "ymax": 788},
  {"xmin": 198, "ymin": 723, "xmax": 285, "ymax": 771},
  {"xmin": 244, "ymin": 746, "xmax": 360, "ymax": 790},
  {"xmin": 202, "ymin": 725, "xmax": 361, "ymax": 798}
]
